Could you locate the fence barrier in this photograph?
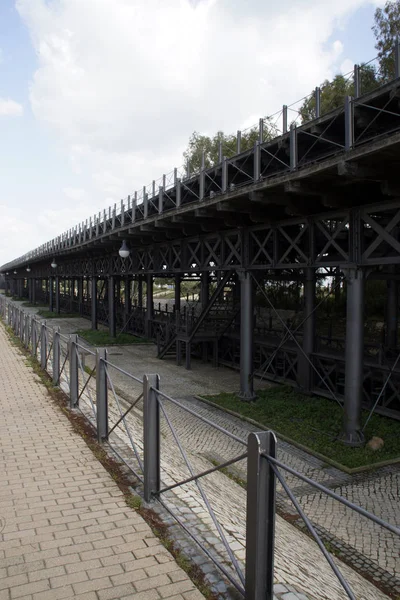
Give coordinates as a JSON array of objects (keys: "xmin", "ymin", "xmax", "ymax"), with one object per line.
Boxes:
[{"xmin": 0, "ymin": 294, "xmax": 399, "ymax": 600}]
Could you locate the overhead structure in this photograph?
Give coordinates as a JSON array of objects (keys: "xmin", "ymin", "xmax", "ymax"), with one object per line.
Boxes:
[{"xmin": 3, "ymin": 52, "xmax": 400, "ymax": 442}]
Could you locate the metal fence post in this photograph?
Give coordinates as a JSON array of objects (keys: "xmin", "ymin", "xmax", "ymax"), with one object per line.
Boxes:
[
  {"xmin": 96, "ymin": 348, "xmax": 108, "ymax": 442},
  {"xmin": 143, "ymin": 373, "xmax": 160, "ymax": 502},
  {"xmin": 345, "ymin": 96, "xmax": 354, "ymax": 151},
  {"xmin": 31, "ymin": 319, "xmax": 37, "ymax": 358},
  {"xmin": 20, "ymin": 311, "xmax": 25, "ymax": 344},
  {"xmin": 290, "ymin": 123, "xmax": 297, "ymax": 170},
  {"xmin": 245, "ymin": 431, "xmax": 277, "ymax": 600},
  {"xmin": 69, "ymin": 334, "xmax": 79, "ymax": 408},
  {"xmin": 52, "ymin": 327, "xmax": 60, "ymax": 385},
  {"xmin": 25, "ymin": 315, "xmax": 29, "ymax": 348},
  {"xmin": 40, "ymin": 322, "xmax": 47, "ymax": 369}
]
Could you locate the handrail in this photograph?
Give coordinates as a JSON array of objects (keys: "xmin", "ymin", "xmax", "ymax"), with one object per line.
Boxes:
[{"xmin": 1, "ymin": 44, "xmax": 399, "ymax": 272}]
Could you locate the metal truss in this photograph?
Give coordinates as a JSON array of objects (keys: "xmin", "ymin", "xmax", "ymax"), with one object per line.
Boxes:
[{"xmin": 4, "ymin": 77, "xmax": 400, "ymax": 274}]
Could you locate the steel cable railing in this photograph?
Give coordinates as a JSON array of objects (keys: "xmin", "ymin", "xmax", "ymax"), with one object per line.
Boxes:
[{"xmin": 4, "ymin": 43, "xmax": 400, "ymax": 273}]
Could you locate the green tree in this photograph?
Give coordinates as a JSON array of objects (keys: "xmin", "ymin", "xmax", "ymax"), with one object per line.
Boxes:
[
  {"xmin": 299, "ymin": 66, "xmax": 378, "ymax": 123},
  {"xmin": 373, "ymin": 1, "xmax": 400, "ymax": 81},
  {"xmin": 183, "ymin": 121, "xmax": 273, "ymax": 171}
]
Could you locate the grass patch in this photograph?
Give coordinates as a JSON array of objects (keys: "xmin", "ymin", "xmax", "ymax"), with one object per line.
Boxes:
[
  {"xmin": 77, "ymin": 329, "xmax": 151, "ymax": 346},
  {"xmin": 37, "ymin": 309, "xmax": 80, "ymax": 319},
  {"xmin": 203, "ymin": 386, "xmax": 400, "ymax": 469}
]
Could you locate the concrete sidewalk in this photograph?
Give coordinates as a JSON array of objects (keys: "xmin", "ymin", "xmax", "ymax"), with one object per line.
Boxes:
[{"xmin": 0, "ymin": 324, "xmax": 204, "ymax": 600}]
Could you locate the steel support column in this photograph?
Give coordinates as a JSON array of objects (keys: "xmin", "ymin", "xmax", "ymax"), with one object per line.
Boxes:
[
  {"xmin": 55, "ymin": 276, "xmax": 60, "ymax": 314},
  {"xmin": 298, "ymin": 268, "xmax": 315, "ymax": 391},
  {"xmin": 341, "ymin": 268, "xmax": 365, "ymax": 446},
  {"xmin": 200, "ymin": 272, "xmax": 210, "ymax": 308},
  {"xmin": 174, "ymin": 274, "xmax": 181, "ymax": 313},
  {"xmin": 238, "ymin": 271, "xmax": 256, "ymax": 401},
  {"xmin": 49, "ymin": 278, "xmax": 54, "ymax": 312},
  {"xmin": 138, "ymin": 275, "xmax": 143, "ymax": 309},
  {"xmin": 108, "ymin": 276, "xmax": 116, "ymax": 338},
  {"xmin": 78, "ymin": 277, "xmax": 83, "ymax": 315},
  {"xmin": 386, "ymin": 274, "xmax": 398, "ymax": 350},
  {"xmin": 91, "ymin": 277, "xmax": 98, "ymax": 330},
  {"xmin": 124, "ymin": 278, "xmax": 131, "ymax": 327},
  {"xmin": 32, "ymin": 278, "xmax": 36, "ymax": 305},
  {"xmin": 69, "ymin": 278, "xmax": 74, "ymax": 312},
  {"xmin": 146, "ymin": 273, "xmax": 153, "ymax": 338}
]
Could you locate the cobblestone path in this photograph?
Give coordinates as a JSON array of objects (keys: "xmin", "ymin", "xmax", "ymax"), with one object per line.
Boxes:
[{"xmin": 10, "ymin": 303, "xmax": 399, "ymax": 598}]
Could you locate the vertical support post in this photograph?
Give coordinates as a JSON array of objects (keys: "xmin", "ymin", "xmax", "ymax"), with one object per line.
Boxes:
[
  {"xmin": 238, "ymin": 271, "xmax": 256, "ymax": 400},
  {"xmin": 386, "ymin": 272, "xmax": 398, "ymax": 350},
  {"xmin": 345, "ymin": 96, "xmax": 354, "ymax": 151},
  {"xmin": 174, "ymin": 274, "xmax": 181, "ymax": 313},
  {"xmin": 218, "ymin": 140, "xmax": 223, "ymax": 163},
  {"xmin": 221, "ymin": 157, "xmax": 228, "ymax": 193},
  {"xmin": 52, "ymin": 326, "xmax": 60, "ymax": 385},
  {"xmin": 32, "ymin": 278, "xmax": 36, "ymax": 305},
  {"xmin": 40, "ymin": 322, "xmax": 47, "ymax": 370},
  {"xmin": 290, "ymin": 123, "xmax": 297, "ymax": 171},
  {"xmin": 315, "ymin": 87, "xmax": 321, "ymax": 118},
  {"xmin": 341, "ymin": 268, "xmax": 365, "ymax": 446},
  {"xmin": 96, "ymin": 348, "xmax": 108, "ymax": 442},
  {"xmin": 138, "ymin": 275, "xmax": 143, "ymax": 309},
  {"xmin": 24, "ymin": 315, "xmax": 29, "ymax": 348},
  {"xmin": 55, "ymin": 276, "xmax": 60, "ymax": 314},
  {"xmin": 199, "ymin": 150, "xmax": 205, "ymax": 201},
  {"xmin": 69, "ymin": 333, "xmax": 79, "ymax": 408},
  {"xmin": 124, "ymin": 278, "xmax": 131, "ymax": 328},
  {"xmin": 143, "ymin": 374, "xmax": 160, "ymax": 502},
  {"xmin": 395, "ymin": 36, "xmax": 400, "ymax": 79},
  {"xmin": 253, "ymin": 141, "xmax": 261, "ymax": 182},
  {"xmin": 259, "ymin": 118, "xmax": 264, "ymax": 143},
  {"xmin": 146, "ymin": 273, "xmax": 153, "ymax": 338},
  {"xmin": 91, "ymin": 277, "xmax": 98, "ymax": 330},
  {"xmin": 143, "ymin": 186, "xmax": 148, "ymax": 218},
  {"xmin": 354, "ymin": 65, "xmax": 360, "ymax": 98},
  {"xmin": 158, "ymin": 186, "xmax": 163, "ymax": 214},
  {"xmin": 32, "ymin": 319, "xmax": 37, "ymax": 357},
  {"xmin": 78, "ymin": 277, "xmax": 83, "ymax": 316},
  {"xmin": 108, "ymin": 276, "xmax": 116, "ymax": 338},
  {"xmin": 237, "ymin": 130, "xmax": 241, "ymax": 154},
  {"xmin": 245, "ymin": 431, "xmax": 276, "ymax": 600},
  {"xmin": 49, "ymin": 277, "xmax": 54, "ymax": 312},
  {"xmin": 186, "ymin": 158, "xmax": 190, "ymax": 179},
  {"xmin": 176, "ymin": 178, "xmax": 181, "ymax": 208},
  {"xmin": 200, "ymin": 272, "xmax": 210, "ymax": 309},
  {"xmin": 298, "ymin": 268, "xmax": 315, "ymax": 391},
  {"xmin": 282, "ymin": 105, "xmax": 288, "ymax": 133}
]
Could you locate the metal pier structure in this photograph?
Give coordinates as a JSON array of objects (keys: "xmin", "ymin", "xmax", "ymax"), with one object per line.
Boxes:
[{"xmin": 3, "ymin": 52, "xmax": 400, "ymax": 443}]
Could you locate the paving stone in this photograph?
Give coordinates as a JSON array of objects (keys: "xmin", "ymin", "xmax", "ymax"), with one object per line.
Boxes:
[{"xmin": 0, "ymin": 323, "xmax": 204, "ymax": 600}]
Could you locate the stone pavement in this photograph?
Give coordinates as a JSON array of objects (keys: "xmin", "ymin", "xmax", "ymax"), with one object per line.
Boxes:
[
  {"xmin": 5, "ymin": 301, "xmax": 399, "ymax": 599},
  {"xmin": 0, "ymin": 324, "xmax": 205, "ymax": 600}
]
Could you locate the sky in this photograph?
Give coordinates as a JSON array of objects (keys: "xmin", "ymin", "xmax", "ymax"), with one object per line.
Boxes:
[{"xmin": 0, "ymin": 0, "xmax": 386, "ymax": 266}]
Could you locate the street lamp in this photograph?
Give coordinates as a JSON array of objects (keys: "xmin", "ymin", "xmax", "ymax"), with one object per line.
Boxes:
[
  {"xmin": 26, "ymin": 266, "xmax": 31, "ymax": 273},
  {"xmin": 51, "ymin": 258, "xmax": 57, "ymax": 269},
  {"xmin": 119, "ymin": 240, "xmax": 130, "ymax": 259},
  {"xmin": 13, "ymin": 270, "xmax": 17, "ymax": 275}
]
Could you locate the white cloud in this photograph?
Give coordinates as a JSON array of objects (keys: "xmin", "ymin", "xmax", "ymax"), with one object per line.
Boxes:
[
  {"xmin": 11, "ymin": 0, "xmax": 382, "ymax": 246},
  {"xmin": 0, "ymin": 97, "xmax": 23, "ymax": 117}
]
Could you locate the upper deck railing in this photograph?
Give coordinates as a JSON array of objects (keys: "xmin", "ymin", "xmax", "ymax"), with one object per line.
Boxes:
[{"xmin": 2, "ymin": 43, "xmax": 400, "ymax": 273}]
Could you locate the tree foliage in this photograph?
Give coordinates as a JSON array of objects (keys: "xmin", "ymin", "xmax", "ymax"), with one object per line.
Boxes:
[
  {"xmin": 299, "ymin": 66, "xmax": 378, "ymax": 123},
  {"xmin": 184, "ymin": 2, "xmax": 400, "ymax": 160},
  {"xmin": 373, "ymin": 0, "xmax": 400, "ymax": 81},
  {"xmin": 183, "ymin": 121, "xmax": 275, "ymax": 172}
]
